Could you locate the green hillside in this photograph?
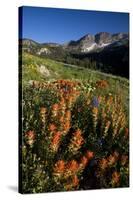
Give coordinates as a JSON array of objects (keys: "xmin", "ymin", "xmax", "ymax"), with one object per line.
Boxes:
[
  {"xmin": 21, "ymin": 52, "xmax": 129, "ymax": 109},
  {"xmin": 22, "ymin": 53, "xmax": 128, "ymax": 83}
]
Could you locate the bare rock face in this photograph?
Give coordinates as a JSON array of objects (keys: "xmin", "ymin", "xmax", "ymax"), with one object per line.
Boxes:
[
  {"xmin": 78, "ymin": 34, "xmax": 95, "ymax": 51},
  {"xmin": 37, "ymin": 65, "xmax": 50, "ymax": 77},
  {"xmin": 95, "ymin": 32, "xmax": 111, "ymax": 44},
  {"xmin": 66, "ymin": 32, "xmax": 128, "ymax": 52},
  {"xmin": 112, "ymin": 33, "xmax": 128, "ymax": 41},
  {"xmin": 79, "ymin": 34, "xmax": 95, "ymax": 45}
]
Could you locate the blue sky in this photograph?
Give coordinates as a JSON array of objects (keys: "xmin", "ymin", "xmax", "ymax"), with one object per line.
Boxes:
[{"xmin": 20, "ymin": 6, "xmax": 129, "ymax": 44}]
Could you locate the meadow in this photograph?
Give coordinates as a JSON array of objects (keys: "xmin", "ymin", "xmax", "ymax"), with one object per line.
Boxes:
[{"xmin": 20, "ymin": 52, "xmax": 129, "ymax": 193}]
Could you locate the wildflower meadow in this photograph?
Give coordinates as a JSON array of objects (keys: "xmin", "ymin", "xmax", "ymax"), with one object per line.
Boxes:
[{"xmin": 20, "ymin": 78, "xmax": 129, "ymax": 193}]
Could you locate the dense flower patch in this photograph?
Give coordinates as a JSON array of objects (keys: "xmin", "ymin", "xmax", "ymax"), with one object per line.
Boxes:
[{"xmin": 21, "ymin": 79, "xmax": 129, "ymax": 193}]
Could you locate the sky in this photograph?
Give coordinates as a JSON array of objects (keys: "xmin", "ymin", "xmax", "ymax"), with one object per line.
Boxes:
[{"xmin": 20, "ymin": 6, "xmax": 129, "ymax": 44}]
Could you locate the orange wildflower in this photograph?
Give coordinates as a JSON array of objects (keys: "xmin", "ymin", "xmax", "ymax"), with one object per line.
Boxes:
[
  {"xmin": 65, "ymin": 110, "xmax": 71, "ymax": 120},
  {"xmin": 73, "ymin": 131, "xmax": 84, "ymax": 146},
  {"xmin": 49, "ymin": 123, "xmax": 56, "ymax": 132},
  {"xmin": 52, "ymin": 103, "xmax": 59, "ymax": 110},
  {"xmin": 54, "ymin": 160, "xmax": 65, "ymax": 173},
  {"xmin": 69, "ymin": 129, "xmax": 84, "ymax": 153},
  {"xmin": 108, "ymin": 154, "xmax": 116, "ymax": 166},
  {"xmin": 112, "ymin": 171, "xmax": 120, "ymax": 185},
  {"xmin": 60, "ymin": 98, "xmax": 65, "ymax": 106},
  {"xmin": 74, "ymin": 138, "xmax": 84, "ymax": 146},
  {"xmin": 74, "ymin": 129, "xmax": 82, "ymax": 137},
  {"xmin": 72, "ymin": 175, "xmax": 79, "ymax": 187},
  {"xmin": 80, "ymin": 156, "xmax": 88, "ymax": 167},
  {"xmin": 25, "ymin": 130, "xmax": 35, "ymax": 140},
  {"xmin": 25, "ymin": 130, "xmax": 35, "ymax": 146},
  {"xmin": 99, "ymin": 158, "xmax": 108, "ymax": 170},
  {"xmin": 59, "ymin": 116, "xmax": 64, "ymax": 123},
  {"xmin": 51, "ymin": 131, "xmax": 61, "ymax": 145},
  {"xmin": 92, "ymin": 107, "xmax": 98, "ymax": 115},
  {"xmin": 86, "ymin": 151, "xmax": 94, "ymax": 160},
  {"xmin": 121, "ymin": 155, "xmax": 128, "ymax": 166},
  {"xmin": 96, "ymin": 80, "xmax": 108, "ymax": 89},
  {"xmin": 63, "ymin": 121, "xmax": 70, "ymax": 132},
  {"xmin": 66, "ymin": 160, "xmax": 79, "ymax": 172}
]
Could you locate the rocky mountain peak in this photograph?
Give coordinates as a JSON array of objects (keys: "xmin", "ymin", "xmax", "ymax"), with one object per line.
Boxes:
[
  {"xmin": 66, "ymin": 32, "xmax": 128, "ymax": 53},
  {"xmin": 95, "ymin": 32, "xmax": 111, "ymax": 44}
]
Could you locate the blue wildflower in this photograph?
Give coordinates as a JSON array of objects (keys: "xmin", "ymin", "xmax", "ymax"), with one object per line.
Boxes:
[
  {"xmin": 92, "ymin": 96, "xmax": 99, "ymax": 107},
  {"xmin": 98, "ymin": 139, "xmax": 102, "ymax": 146},
  {"xmin": 98, "ymin": 138, "xmax": 104, "ymax": 147}
]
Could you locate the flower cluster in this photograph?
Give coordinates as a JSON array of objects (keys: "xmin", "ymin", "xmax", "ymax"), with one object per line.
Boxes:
[
  {"xmin": 53, "ymin": 150, "xmax": 94, "ymax": 191},
  {"xmin": 98, "ymin": 151, "xmax": 119, "ymax": 171},
  {"xmin": 68, "ymin": 129, "xmax": 84, "ymax": 154},
  {"xmin": 25, "ymin": 130, "xmax": 35, "ymax": 146},
  {"xmin": 96, "ymin": 80, "xmax": 109, "ymax": 89},
  {"xmin": 111, "ymin": 171, "xmax": 120, "ymax": 186}
]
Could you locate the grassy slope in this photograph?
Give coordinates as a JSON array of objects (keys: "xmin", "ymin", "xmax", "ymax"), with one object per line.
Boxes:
[{"xmin": 21, "ymin": 52, "xmax": 129, "ymax": 111}]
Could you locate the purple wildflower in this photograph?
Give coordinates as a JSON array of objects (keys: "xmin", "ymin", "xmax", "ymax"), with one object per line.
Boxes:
[{"xmin": 92, "ymin": 97, "xmax": 99, "ymax": 107}]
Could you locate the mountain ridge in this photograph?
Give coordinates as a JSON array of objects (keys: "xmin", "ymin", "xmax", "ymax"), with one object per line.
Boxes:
[
  {"xmin": 20, "ymin": 31, "xmax": 129, "ymax": 53},
  {"xmin": 65, "ymin": 32, "xmax": 128, "ymax": 53}
]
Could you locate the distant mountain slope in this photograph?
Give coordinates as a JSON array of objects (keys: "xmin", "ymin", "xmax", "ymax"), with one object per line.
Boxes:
[
  {"xmin": 71, "ymin": 42, "xmax": 129, "ymax": 78},
  {"xmin": 20, "ymin": 32, "xmax": 129, "ymax": 78}
]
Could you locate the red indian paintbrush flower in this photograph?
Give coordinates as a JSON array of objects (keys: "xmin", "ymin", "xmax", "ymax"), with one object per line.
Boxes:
[
  {"xmin": 63, "ymin": 121, "xmax": 70, "ymax": 133},
  {"xmin": 49, "ymin": 123, "xmax": 57, "ymax": 132},
  {"xmin": 121, "ymin": 155, "xmax": 128, "ymax": 166},
  {"xmin": 108, "ymin": 154, "xmax": 116, "ymax": 166},
  {"xmin": 25, "ymin": 130, "xmax": 35, "ymax": 139},
  {"xmin": 25, "ymin": 130, "xmax": 35, "ymax": 146},
  {"xmin": 51, "ymin": 131, "xmax": 61, "ymax": 145},
  {"xmin": 80, "ymin": 156, "xmax": 88, "ymax": 168},
  {"xmin": 59, "ymin": 116, "xmax": 64, "ymax": 123},
  {"xmin": 52, "ymin": 103, "xmax": 59, "ymax": 110},
  {"xmin": 99, "ymin": 158, "xmax": 108, "ymax": 170},
  {"xmin": 72, "ymin": 175, "xmax": 79, "ymax": 187},
  {"xmin": 66, "ymin": 160, "xmax": 79, "ymax": 172},
  {"xmin": 65, "ymin": 110, "xmax": 71, "ymax": 121},
  {"xmin": 54, "ymin": 160, "xmax": 65, "ymax": 173},
  {"xmin": 86, "ymin": 150, "xmax": 94, "ymax": 160},
  {"xmin": 68, "ymin": 129, "xmax": 84, "ymax": 153},
  {"xmin": 112, "ymin": 171, "xmax": 120, "ymax": 185}
]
